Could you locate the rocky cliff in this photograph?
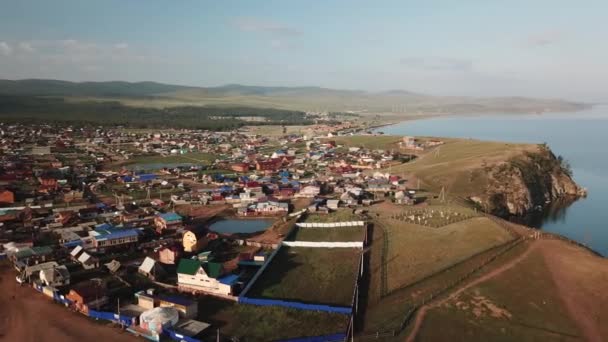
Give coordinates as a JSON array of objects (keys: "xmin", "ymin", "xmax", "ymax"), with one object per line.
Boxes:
[{"xmin": 470, "ymin": 145, "xmax": 584, "ymax": 217}]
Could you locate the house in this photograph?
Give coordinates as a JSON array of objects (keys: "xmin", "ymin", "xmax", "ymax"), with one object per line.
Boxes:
[
  {"xmin": 135, "ymin": 290, "xmax": 199, "ymax": 319},
  {"xmin": 296, "ymin": 185, "xmax": 321, "ymax": 198},
  {"xmin": 0, "ymin": 190, "xmax": 15, "ymax": 204},
  {"xmin": 182, "ymin": 226, "xmax": 208, "ymax": 253},
  {"xmin": 39, "ymin": 265, "xmax": 70, "ymax": 287},
  {"xmin": 154, "ymin": 212, "xmax": 183, "ymax": 233},
  {"xmin": 176, "ymin": 258, "xmax": 236, "ymax": 296},
  {"xmin": 90, "ymin": 225, "xmax": 139, "ymax": 250},
  {"xmin": 239, "ymin": 200, "xmax": 288, "ymax": 216},
  {"xmin": 255, "ymin": 159, "xmax": 282, "ymax": 173},
  {"xmin": 77, "ymin": 251, "xmax": 99, "ymax": 270},
  {"xmin": 66, "ymin": 279, "xmax": 108, "ymax": 314},
  {"xmin": 327, "ymin": 199, "xmax": 340, "ymax": 210},
  {"xmin": 230, "ymin": 163, "xmax": 250, "ymax": 173},
  {"xmin": 139, "ymin": 257, "xmax": 166, "ymax": 281},
  {"xmin": 158, "ymin": 246, "xmax": 180, "ymax": 265}
]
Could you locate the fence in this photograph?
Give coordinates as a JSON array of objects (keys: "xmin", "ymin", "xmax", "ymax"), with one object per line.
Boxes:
[
  {"xmin": 88, "ymin": 309, "xmax": 135, "ymax": 327},
  {"xmin": 277, "ymin": 333, "xmax": 347, "ymax": 342},
  {"xmin": 238, "ymin": 296, "xmax": 352, "ymax": 314},
  {"xmin": 282, "ymin": 241, "xmax": 364, "ymax": 248},
  {"xmin": 164, "ymin": 329, "xmax": 201, "ymax": 342},
  {"xmin": 296, "ymin": 221, "xmax": 366, "ymax": 228},
  {"xmin": 397, "ymin": 237, "xmax": 524, "ymax": 333},
  {"xmin": 239, "ymin": 244, "xmax": 283, "ymax": 297}
]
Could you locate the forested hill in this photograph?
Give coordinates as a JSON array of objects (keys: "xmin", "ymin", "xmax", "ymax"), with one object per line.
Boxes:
[
  {"xmin": 0, "ymin": 79, "xmax": 193, "ymax": 97},
  {"xmin": 0, "ymin": 79, "xmax": 588, "ymax": 114},
  {"xmin": 0, "ymin": 96, "xmax": 311, "ymax": 130}
]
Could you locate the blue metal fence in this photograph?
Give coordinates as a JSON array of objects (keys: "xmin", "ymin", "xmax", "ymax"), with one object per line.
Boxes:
[
  {"xmin": 164, "ymin": 329, "xmax": 202, "ymax": 342},
  {"xmin": 238, "ymin": 297, "xmax": 351, "ymax": 314},
  {"xmin": 277, "ymin": 333, "xmax": 346, "ymax": 342}
]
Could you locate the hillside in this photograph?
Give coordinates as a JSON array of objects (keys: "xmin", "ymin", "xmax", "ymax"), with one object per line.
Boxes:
[{"xmin": 0, "ymin": 79, "xmax": 588, "ymax": 114}]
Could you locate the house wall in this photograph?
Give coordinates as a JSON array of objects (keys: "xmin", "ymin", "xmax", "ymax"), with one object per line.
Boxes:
[{"xmin": 177, "ymin": 272, "xmax": 232, "ymax": 296}]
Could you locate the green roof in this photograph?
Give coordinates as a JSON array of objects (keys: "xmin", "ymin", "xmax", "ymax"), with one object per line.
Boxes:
[
  {"xmin": 177, "ymin": 258, "xmax": 201, "ymax": 275},
  {"xmin": 203, "ymin": 262, "xmax": 223, "ymax": 278}
]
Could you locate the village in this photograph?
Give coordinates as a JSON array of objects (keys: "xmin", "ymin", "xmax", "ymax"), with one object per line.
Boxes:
[{"xmin": 0, "ymin": 121, "xmax": 449, "ymax": 342}]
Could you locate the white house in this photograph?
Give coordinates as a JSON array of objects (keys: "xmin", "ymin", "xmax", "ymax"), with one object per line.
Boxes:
[
  {"xmin": 176, "ymin": 259, "xmax": 237, "ymax": 296},
  {"xmin": 40, "ymin": 265, "xmax": 70, "ymax": 287}
]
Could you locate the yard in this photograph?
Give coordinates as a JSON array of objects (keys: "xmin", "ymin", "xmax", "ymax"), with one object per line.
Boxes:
[
  {"xmin": 196, "ymin": 296, "xmax": 349, "ymax": 342},
  {"xmin": 247, "ymin": 246, "xmax": 361, "ymax": 307},
  {"xmin": 303, "ymin": 209, "xmax": 362, "ymax": 223},
  {"xmin": 288, "ymin": 226, "xmax": 366, "ymax": 242}
]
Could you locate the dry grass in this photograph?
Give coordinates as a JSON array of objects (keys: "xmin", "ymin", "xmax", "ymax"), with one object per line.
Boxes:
[
  {"xmin": 382, "ymin": 216, "xmax": 513, "ymax": 292},
  {"xmin": 416, "ymin": 245, "xmax": 581, "ymax": 342},
  {"xmin": 288, "ymin": 226, "xmax": 366, "ymax": 242},
  {"xmin": 390, "ymin": 138, "xmax": 538, "ymax": 195}
]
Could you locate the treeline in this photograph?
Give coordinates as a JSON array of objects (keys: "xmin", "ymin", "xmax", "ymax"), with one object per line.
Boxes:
[{"xmin": 0, "ymin": 96, "xmax": 313, "ymax": 130}]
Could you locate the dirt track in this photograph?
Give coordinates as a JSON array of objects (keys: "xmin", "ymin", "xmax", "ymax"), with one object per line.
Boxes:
[
  {"xmin": 0, "ymin": 264, "xmax": 138, "ymax": 342},
  {"xmin": 405, "ymin": 240, "xmax": 539, "ymax": 342}
]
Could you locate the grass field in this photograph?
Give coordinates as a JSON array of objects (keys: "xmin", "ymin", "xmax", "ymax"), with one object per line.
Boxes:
[
  {"xmin": 288, "ymin": 226, "xmax": 366, "ymax": 242},
  {"xmin": 382, "ymin": 216, "xmax": 513, "ymax": 292},
  {"xmin": 196, "ymin": 296, "xmax": 349, "ymax": 342},
  {"xmin": 122, "ymin": 152, "xmax": 218, "ymax": 166},
  {"xmin": 330, "ymin": 135, "xmax": 403, "ymax": 150},
  {"xmin": 415, "ymin": 247, "xmax": 580, "ymax": 342},
  {"xmin": 390, "ymin": 205, "xmax": 479, "ymax": 228},
  {"xmin": 303, "ymin": 209, "xmax": 362, "ymax": 223},
  {"xmin": 390, "ymin": 138, "xmax": 538, "ymax": 196},
  {"xmin": 247, "ymin": 246, "xmax": 360, "ymax": 306}
]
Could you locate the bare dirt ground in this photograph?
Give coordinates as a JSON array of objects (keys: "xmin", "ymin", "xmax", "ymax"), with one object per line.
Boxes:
[
  {"xmin": 540, "ymin": 240, "xmax": 608, "ymax": 342},
  {"xmin": 405, "ymin": 240, "xmax": 539, "ymax": 342},
  {"xmin": 405, "ymin": 238, "xmax": 608, "ymax": 342},
  {"xmin": 0, "ymin": 264, "xmax": 137, "ymax": 342}
]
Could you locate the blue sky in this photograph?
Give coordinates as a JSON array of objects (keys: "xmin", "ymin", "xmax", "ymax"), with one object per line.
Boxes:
[{"xmin": 0, "ymin": 0, "xmax": 606, "ymax": 101}]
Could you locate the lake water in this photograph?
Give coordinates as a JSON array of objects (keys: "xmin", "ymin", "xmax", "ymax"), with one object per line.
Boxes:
[
  {"xmin": 378, "ymin": 105, "xmax": 608, "ymax": 256},
  {"xmin": 209, "ymin": 219, "xmax": 274, "ymax": 234}
]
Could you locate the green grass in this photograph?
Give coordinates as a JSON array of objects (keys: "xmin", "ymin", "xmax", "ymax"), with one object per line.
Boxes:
[
  {"xmin": 289, "ymin": 226, "xmax": 365, "ymax": 242},
  {"xmin": 391, "ymin": 138, "xmax": 537, "ymax": 196},
  {"xmin": 416, "ymin": 248, "xmax": 581, "ymax": 342},
  {"xmin": 123, "ymin": 152, "xmax": 217, "ymax": 165},
  {"xmin": 303, "ymin": 209, "xmax": 362, "ymax": 223},
  {"xmin": 329, "ymin": 135, "xmax": 402, "ymax": 150},
  {"xmin": 196, "ymin": 296, "xmax": 349, "ymax": 342},
  {"xmin": 247, "ymin": 246, "xmax": 360, "ymax": 306},
  {"xmin": 382, "ymin": 216, "xmax": 513, "ymax": 292}
]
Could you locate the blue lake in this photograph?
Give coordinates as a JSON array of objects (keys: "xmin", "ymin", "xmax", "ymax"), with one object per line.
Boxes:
[
  {"xmin": 209, "ymin": 219, "xmax": 274, "ymax": 234},
  {"xmin": 377, "ymin": 105, "xmax": 608, "ymax": 256}
]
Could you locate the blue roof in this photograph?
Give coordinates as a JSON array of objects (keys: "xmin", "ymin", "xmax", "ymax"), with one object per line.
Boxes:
[
  {"xmin": 218, "ymin": 274, "xmax": 239, "ymax": 285},
  {"xmin": 137, "ymin": 174, "xmax": 157, "ymax": 181},
  {"xmin": 63, "ymin": 240, "xmax": 83, "ymax": 248},
  {"xmin": 94, "ymin": 225, "xmax": 139, "ymax": 241},
  {"xmin": 158, "ymin": 212, "xmax": 182, "ymax": 222}
]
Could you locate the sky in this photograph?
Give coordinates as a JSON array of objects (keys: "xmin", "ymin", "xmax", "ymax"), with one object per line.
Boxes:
[{"xmin": 0, "ymin": 0, "xmax": 607, "ymax": 101}]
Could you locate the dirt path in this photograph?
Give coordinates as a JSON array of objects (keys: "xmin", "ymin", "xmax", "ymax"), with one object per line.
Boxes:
[
  {"xmin": 0, "ymin": 264, "xmax": 137, "ymax": 342},
  {"xmin": 539, "ymin": 241, "xmax": 604, "ymax": 342},
  {"xmin": 405, "ymin": 240, "xmax": 538, "ymax": 342}
]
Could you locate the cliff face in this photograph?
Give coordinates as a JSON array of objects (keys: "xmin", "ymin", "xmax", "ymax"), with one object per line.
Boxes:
[{"xmin": 470, "ymin": 146, "xmax": 583, "ymax": 217}]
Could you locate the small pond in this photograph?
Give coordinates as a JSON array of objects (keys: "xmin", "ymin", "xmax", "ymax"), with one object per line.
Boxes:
[{"xmin": 208, "ymin": 219, "xmax": 274, "ymax": 234}]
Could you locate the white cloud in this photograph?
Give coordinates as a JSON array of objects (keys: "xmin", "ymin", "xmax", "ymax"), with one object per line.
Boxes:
[
  {"xmin": 0, "ymin": 42, "xmax": 12, "ymax": 56},
  {"xmin": 113, "ymin": 43, "xmax": 128, "ymax": 50},
  {"xmin": 18, "ymin": 42, "xmax": 35, "ymax": 53}
]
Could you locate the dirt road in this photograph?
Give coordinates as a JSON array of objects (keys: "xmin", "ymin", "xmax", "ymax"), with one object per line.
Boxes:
[{"xmin": 0, "ymin": 264, "xmax": 138, "ymax": 342}]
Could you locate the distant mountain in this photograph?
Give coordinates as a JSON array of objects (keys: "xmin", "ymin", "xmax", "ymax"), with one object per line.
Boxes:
[
  {"xmin": 0, "ymin": 79, "xmax": 194, "ymax": 97},
  {"xmin": 0, "ymin": 79, "xmax": 588, "ymax": 114}
]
